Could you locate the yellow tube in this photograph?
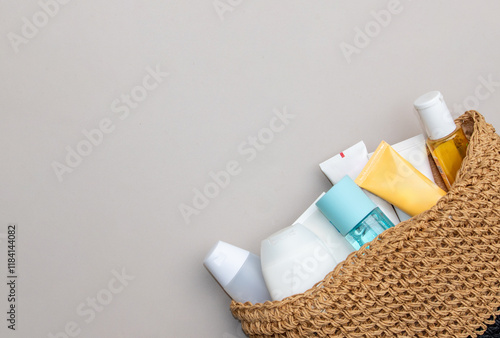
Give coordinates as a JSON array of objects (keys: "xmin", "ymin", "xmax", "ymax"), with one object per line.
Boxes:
[{"xmin": 355, "ymin": 141, "xmax": 446, "ymax": 217}]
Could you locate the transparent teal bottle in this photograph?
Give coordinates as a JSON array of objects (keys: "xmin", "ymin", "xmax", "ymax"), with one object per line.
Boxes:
[{"xmin": 316, "ymin": 176, "xmax": 394, "ymax": 250}]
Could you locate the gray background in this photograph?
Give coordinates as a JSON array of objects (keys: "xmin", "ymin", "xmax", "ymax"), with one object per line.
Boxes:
[{"xmin": 1, "ymin": 0, "xmax": 500, "ymax": 337}]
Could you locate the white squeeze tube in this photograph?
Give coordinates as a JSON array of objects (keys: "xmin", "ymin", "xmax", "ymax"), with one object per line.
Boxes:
[{"xmin": 320, "ymin": 141, "xmax": 400, "ymax": 225}]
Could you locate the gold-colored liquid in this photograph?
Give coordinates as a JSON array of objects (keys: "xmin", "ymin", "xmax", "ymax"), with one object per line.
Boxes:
[{"xmin": 426, "ymin": 127, "xmax": 468, "ymax": 190}]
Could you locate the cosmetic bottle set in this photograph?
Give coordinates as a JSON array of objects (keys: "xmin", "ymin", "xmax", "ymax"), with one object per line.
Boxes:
[{"xmin": 204, "ymin": 90, "xmax": 468, "ymax": 304}]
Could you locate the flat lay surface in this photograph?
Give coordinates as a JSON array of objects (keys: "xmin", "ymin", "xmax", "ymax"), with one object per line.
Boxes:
[{"xmin": 1, "ymin": 1, "xmax": 500, "ymax": 337}]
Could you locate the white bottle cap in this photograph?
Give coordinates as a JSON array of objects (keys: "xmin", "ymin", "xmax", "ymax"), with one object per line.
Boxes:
[
  {"xmin": 203, "ymin": 241, "xmax": 250, "ymax": 287},
  {"xmin": 414, "ymin": 91, "xmax": 456, "ymax": 140}
]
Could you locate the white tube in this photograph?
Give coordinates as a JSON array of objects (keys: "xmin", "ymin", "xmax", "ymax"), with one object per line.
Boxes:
[{"xmin": 320, "ymin": 141, "xmax": 400, "ymax": 225}]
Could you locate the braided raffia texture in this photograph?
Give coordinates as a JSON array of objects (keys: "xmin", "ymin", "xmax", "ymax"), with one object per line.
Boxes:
[{"xmin": 231, "ymin": 111, "xmax": 500, "ymax": 337}]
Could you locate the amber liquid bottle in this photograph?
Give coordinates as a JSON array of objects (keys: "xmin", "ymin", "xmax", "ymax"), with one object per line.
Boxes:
[{"xmin": 414, "ymin": 91, "xmax": 468, "ymax": 190}]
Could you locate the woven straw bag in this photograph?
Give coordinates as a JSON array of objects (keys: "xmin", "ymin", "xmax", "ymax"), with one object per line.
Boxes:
[{"xmin": 230, "ymin": 111, "xmax": 500, "ymax": 337}]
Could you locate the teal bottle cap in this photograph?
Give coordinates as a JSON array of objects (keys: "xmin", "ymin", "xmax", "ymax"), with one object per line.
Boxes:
[{"xmin": 316, "ymin": 176, "xmax": 376, "ymax": 236}]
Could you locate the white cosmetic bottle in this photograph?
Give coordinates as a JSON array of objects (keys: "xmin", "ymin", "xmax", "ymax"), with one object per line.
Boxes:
[
  {"xmin": 204, "ymin": 241, "xmax": 271, "ymax": 304},
  {"xmin": 261, "ymin": 223, "xmax": 337, "ymax": 301}
]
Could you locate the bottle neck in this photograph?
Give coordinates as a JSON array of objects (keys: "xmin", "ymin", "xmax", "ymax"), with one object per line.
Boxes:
[{"xmin": 428, "ymin": 123, "xmax": 458, "ymax": 141}]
